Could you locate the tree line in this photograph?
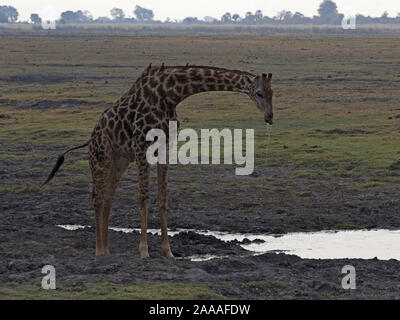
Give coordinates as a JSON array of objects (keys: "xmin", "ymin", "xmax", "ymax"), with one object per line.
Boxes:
[{"xmin": 1, "ymin": 1, "xmax": 400, "ymax": 26}]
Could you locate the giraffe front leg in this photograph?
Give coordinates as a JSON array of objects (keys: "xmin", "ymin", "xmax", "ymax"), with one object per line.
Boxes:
[
  {"xmin": 157, "ymin": 163, "xmax": 174, "ymax": 259},
  {"xmin": 137, "ymin": 156, "xmax": 150, "ymax": 259}
]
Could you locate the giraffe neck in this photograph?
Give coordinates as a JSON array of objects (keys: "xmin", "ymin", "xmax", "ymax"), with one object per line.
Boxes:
[{"xmin": 137, "ymin": 66, "xmax": 255, "ymax": 108}]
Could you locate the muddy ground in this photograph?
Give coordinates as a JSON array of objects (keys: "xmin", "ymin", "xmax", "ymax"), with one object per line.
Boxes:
[{"xmin": 1, "ymin": 142, "xmax": 400, "ymax": 299}]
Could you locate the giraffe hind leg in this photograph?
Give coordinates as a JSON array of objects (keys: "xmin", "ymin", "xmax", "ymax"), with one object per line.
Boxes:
[{"xmin": 90, "ymin": 147, "xmax": 129, "ymax": 256}]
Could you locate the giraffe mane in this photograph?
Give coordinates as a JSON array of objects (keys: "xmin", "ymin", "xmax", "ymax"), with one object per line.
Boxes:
[{"xmin": 143, "ymin": 64, "xmax": 256, "ymax": 77}]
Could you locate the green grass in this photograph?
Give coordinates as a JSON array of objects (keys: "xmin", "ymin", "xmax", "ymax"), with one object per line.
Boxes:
[
  {"xmin": 67, "ymin": 159, "xmax": 90, "ymax": 172},
  {"xmin": 0, "ymin": 35, "xmax": 399, "ymax": 182},
  {"xmin": 0, "ymin": 184, "xmax": 33, "ymax": 194},
  {"xmin": 358, "ymin": 182, "xmax": 388, "ymax": 189},
  {"xmin": 0, "ymin": 153, "xmax": 46, "ymax": 161},
  {"xmin": 0, "ymin": 282, "xmax": 227, "ymax": 300}
]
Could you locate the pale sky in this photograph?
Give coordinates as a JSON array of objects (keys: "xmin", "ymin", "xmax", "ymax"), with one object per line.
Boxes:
[{"xmin": 3, "ymin": 0, "xmax": 400, "ymax": 22}]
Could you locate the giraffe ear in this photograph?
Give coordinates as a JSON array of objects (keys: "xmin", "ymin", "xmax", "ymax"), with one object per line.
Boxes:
[{"xmin": 265, "ymin": 73, "xmax": 272, "ymax": 84}]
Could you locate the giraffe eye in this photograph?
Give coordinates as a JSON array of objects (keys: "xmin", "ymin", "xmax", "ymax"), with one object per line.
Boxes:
[{"xmin": 256, "ymin": 92, "xmax": 264, "ymax": 98}]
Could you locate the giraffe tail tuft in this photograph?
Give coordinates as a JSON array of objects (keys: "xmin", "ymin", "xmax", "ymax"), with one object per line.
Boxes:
[
  {"xmin": 41, "ymin": 141, "xmax": 90, "ymax": 187},
  {"xmin": 42, "ymin": 154, "xmax": 65, "ymax": 186}
]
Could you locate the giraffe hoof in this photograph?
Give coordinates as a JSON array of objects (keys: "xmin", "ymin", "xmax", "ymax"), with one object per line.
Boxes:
[
  {"xmin": 95, "ymin": 250, "xmax": 110, "ymax": 256},
  {"xmin": 139, "ymin": 250, "xmax": 150, "ymax": 259},
  {"xmin": 163, "ymin": 250, "xmax": 175, "ymax": 259}
]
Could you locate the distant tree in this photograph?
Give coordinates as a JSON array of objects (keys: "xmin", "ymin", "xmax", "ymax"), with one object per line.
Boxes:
[
  {"xmin": 203, "ymin": 16, "xmax": 217, "ymax": 23},
  {"xmin": 244, "ymin": 11, "xmax": 255, "ymax": 24},
  {"xmin": 124, "ymin": 17, "xmax": 138, "ymax": 23},
  {"xmin": 30, "ymin": 13, "xmax": 42, "ymax": 24},
  {"xmin": 255, "ymin": 10, "xmax": 263, "ymax": 22},
  {"xmin": 60, "ymin": 10, "xmax": 92, "ymax": 23},
  {"xmin": 133, "ymin": 5, "xmax": 154, "ymax": 22},
  {"xmin": 96, "ymin": 16, "xmax": 112, "ymax": 23},
  {"xmin": 232, "ymin": 14, "xmax": 241, "ymax": 22},
  {"xmin": 76, "ymin": 10, "xmax": 92, "ymax": 22},
  {"xmin": 262, "ymin": 15, "xmax": 275, "ymax": 24},
  {"xmin": 381, "ymin": 11, "xmax": 389, "ymax": 19},
  {"xmin": 60, "ymin": 11, "xmax": 78, "ymax": 23},
  {"xmin": 182, "ymin": 17, "xmax": 199, "ymax": 24},
  {"xmin": 0, "ymin": 11, "xmax": 7, "ymax": 23},
  {"xmin": 293, "ymin": 12, "xmax": 304, "ymax": 20},
  {"xmin": 317, "ymin": 0, "xmax": 340, "ymax": 24},
  {"xmin": 379, "ymin": 11, "xmax": 390, "ymax": 24},
  {"xmin": 285, "ymin": 11, "xmax": 294, "ymax": 21},
  {"xmin": 110, "ymin": 8, "xmax": 125, "ymax": 21},
  {"xmin": 0, "ymin": 5, "xmax": 19, "ymax": 23},
  {"xmin": 276, "ymin": 10, "xmax": 292, "ymax": 21},
  {"xmin": 318, "ymin": 0, "xmax": 338, "ymax": 16},
  {"xmin": 291, "ymin": 12, "xmax": 308, "ymax": 24},
  {"xmin": 221, "ymin": 12, "xmax": 232, "ymax": 23}
]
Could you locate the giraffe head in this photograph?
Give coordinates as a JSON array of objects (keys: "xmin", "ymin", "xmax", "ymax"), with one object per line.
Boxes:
[{"xmin": 246, "ymin": 73, "xmax": 274, "ymax": 125}]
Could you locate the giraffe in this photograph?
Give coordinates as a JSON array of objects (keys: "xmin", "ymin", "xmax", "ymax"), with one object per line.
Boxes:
[{"xmin": 43, "ymin": 64, "xmax": 274, "ymax": 258}]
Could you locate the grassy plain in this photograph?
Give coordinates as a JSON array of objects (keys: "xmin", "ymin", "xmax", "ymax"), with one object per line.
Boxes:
[{"xmin": 1, "ymin": 34, "xmax": 399, "ymax": 183}]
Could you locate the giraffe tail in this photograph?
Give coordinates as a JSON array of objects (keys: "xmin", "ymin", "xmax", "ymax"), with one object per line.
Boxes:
[{"xmin": 42, "ymin": 140, "xmax": 90, "ymax": 187}]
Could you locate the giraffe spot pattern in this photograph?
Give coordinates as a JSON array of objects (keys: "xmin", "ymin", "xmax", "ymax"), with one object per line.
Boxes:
[{"xmin": 90, "ymin": 66, "xmax": 253, "ymax": 168}]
